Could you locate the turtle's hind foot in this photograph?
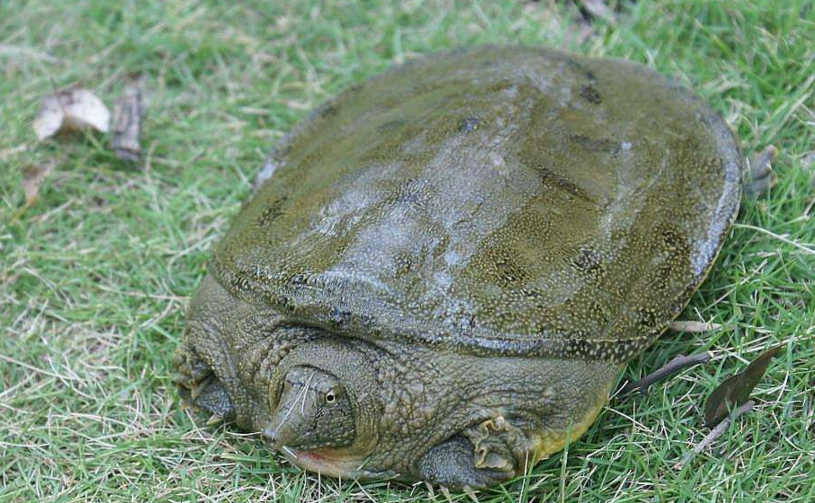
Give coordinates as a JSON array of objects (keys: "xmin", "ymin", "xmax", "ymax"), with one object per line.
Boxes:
[{"xmin": 744, "ymin": 145, "xmax": 778, "ymax": 198}]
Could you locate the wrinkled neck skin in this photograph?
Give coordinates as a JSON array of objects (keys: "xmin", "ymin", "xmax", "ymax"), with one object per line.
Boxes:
[
  {"xmin": 256, "ymin": 333, "xmax": 479, "ymax": 481},
  {"xmin": 240, "ymin": 324, "xmax": 617, "ymax": 482}
]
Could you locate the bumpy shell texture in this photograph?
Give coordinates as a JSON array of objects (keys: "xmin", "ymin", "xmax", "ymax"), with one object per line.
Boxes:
[{"xmin": 213, "ymin": 46, "xmax": 742, "ymax": 364}]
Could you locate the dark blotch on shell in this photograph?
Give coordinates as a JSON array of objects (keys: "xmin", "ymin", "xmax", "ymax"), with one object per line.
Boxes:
[
  {"xmin": 580, "ymin": 84, "xmax": 603, "ymax": 105},
  {"xmin": 458, "ymin": 117, "xmax": 480, "ymax": 133}
]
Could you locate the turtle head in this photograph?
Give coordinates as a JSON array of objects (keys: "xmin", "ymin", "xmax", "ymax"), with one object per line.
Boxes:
[
  {"xmin": 263, "ymin": 337, "xmax": 382, "ymax": 475},
  {"xmin": 263, "ymin": 365, "xmax": 355, "ymax": 451}
]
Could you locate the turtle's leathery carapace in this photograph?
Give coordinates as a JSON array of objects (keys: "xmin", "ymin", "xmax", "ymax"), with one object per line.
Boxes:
[{"xmin": 174, "ymin": 46, "xmax": 745, "ymax": 489}]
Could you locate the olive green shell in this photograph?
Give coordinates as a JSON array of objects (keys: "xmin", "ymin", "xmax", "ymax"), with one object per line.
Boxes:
[{"xmin": 213, "ymin": 46, "xmax": 742, "ymax": 364}]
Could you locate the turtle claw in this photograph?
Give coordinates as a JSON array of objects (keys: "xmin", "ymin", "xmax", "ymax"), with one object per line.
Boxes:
[
  {"xmin": 206, "ymin": 414, "xmax": 224, "ymax": 426},
  {"xmin": 422, "ymin": 480, "xmax": 479, "ymax": 501},
  {"xmin": 417, "ymin": 434, "xmax": 517, "ymax": 490},
  {"xmin": 463, "ymin": 485, "xmax": 480, "ymax": 502},
  {"xmin": 190, "ymin": 374, "xmax": 215, "ymax": 401},
  {"xmin": 173, "ymin": 343, "xmax": 236, "ymax": 423}
]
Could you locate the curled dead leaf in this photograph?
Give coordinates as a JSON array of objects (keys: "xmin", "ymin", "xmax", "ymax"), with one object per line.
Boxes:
[
  {"xmin": 703, "ymin": 345, "xmax": 783, "ymax": 427},
  {"xmin": 111, "ymin": 76, "xmax": 145, "ymax": 162},
  {"xmin": 33, "ymin": 87, "xmax": 110, "ymax": 140},
  {"xmin": 22, "ymin": 161, "xmax": 56, "ymax": 206}
]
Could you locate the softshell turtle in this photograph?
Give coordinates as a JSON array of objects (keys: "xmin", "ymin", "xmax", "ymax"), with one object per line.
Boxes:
[{"xmin": 173, "ymin": 46, "xmax": 772, "ymax": 490}]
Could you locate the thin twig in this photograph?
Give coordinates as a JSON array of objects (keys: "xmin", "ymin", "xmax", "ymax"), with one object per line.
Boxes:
[
  {"xmin": 675, "ymin": 400, "xmax": 755, "ymax": 470},
  {"xmin": 733, "ymin": 223, "xmax": 815, "ymax": 255},
  {"xmin": 669, "ymin": 320, "xmax": 722, "ymax": 332},
  {"xmin": 618, "ymin": 352, "xmax": 711, "ymax": 396},
  {"xmin": 0, "ymin": 44, "xmax": 60, "ymax": 63}
]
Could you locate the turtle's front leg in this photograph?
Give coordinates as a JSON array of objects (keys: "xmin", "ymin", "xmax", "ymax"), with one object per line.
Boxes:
[
  {"xmin": 416, "ymin": 416, "xmax": 530, "ymax": 490},
  {"xmin": 172, "ymin": 274, "xmax": 289, "ymax": 430},
  {"xmin": 173, "ymin": 339, "xmax": 236, "ymax": 424},
  {"xmin": 744, "ymin": 145, "xmax": 778, "ymax": 198},
  {"xmin": 417, "ymin": 435, "xmax": 516, "ymax": 491}
]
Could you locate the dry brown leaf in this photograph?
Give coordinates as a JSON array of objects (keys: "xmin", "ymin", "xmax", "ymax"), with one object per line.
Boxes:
[
  {"xmin": 579, "ymin": 0, "xmax": 615, "ymax": 22},
  {"xmin": 669, "ymin": 320, "xmax": 723, "ymax": 332},
  {"xmin": 33, "ymin": 87, "xmax": 111, "ymax": 140},
  {"xmin": 22, "ymin": 161, "xmax": 56, "ymax": 206},
  {"xmin": 704, "ymin": 345, "xmax": 782, "ymax": 427},
  {"xmin": 111, "ymin": 77, "xmax": 145, "ymax": 162}
]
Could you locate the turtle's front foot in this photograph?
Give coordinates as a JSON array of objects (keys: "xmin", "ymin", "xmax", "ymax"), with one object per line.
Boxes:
[
  {"xmin": 744, "ymin": 145, "xmax": 778, "ymax": 199},
  {"xmin": 417, "ymin": 436, "xmax": 515, "ymax": 491},
  {"xmin": 173, "ymin": 340, "xmax": 235, "ymax": 424},
  {"xmin": 416, "ymin": 417, "xmax": 529, "ymax": 490}
]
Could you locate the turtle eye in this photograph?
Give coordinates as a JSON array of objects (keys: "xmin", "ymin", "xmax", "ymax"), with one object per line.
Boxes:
[{"xmin": 323, "ymin": 386, "xmax": 343, "ymax": 405}]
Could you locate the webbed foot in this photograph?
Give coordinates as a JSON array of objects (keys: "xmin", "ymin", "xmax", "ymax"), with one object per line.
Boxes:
[
  {"xmin": 418, "ymin": 436, "xmax": 514, "ymax": 490},
  {"xmin": 744, "ymin": 145, "xmax": 778, "ymax": 199},
  {"xmin": 173, "ymin": 342, "xmax": 236, "ymax": 423},
  {"xmin": 417, "ymin": 417, "xmax": 530, "ymax": 490}
]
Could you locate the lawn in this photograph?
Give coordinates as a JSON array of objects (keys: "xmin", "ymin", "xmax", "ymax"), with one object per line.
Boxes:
[{"xmin": 1, "ymin": 0, "xmax": 813, "ymax": 501}]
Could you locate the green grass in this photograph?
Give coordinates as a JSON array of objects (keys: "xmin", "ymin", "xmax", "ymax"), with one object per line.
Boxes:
[{"xmin": 1, "ymin": 0, "xmax": 813, "ymax": 501}]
